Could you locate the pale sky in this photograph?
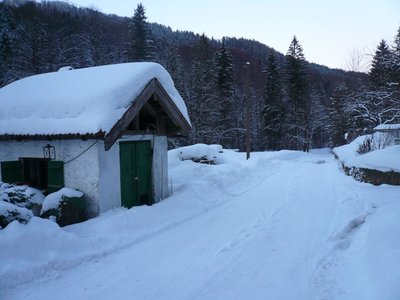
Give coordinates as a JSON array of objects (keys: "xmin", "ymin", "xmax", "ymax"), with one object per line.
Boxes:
[{"xmin": 49, "ymin": 0, "xmax": 399, "ymax": 71}]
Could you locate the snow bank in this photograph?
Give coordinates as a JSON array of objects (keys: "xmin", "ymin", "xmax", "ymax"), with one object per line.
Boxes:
[
  {"xmin": 41, "ymin": 188, "xmax": 84, "ymax": 213},
  {"xmin": 333, "ymin": 135, "xmax": 369, "ymax": 167},
  {"xmin": 353, "ymin": 145, "xmax": 400, "ymax": 172},
  {"xmin": 0, "ymin": 62, "xmax": 190, "ymax": 135},
  {"xmin": 334, "ymin": 135, "xmax": 400, "ymax": 172},
  {"xmin": 347, "ymin": 204, "xmax": 400, "ymax": 299}
]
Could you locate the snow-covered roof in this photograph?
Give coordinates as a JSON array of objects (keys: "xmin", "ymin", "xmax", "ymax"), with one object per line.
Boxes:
[
  {"xmin": 374, "ymin": 124, "xmax": 400, "ymax": 131},
  {"xmin": 0, "ymin": 63, "xmax": 190, "ymax": 136}
]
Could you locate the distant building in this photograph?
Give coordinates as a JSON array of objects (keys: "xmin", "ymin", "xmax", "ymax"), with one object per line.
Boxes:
[{"xmin": 373, "ymin": 124, "xmax": 400, "ymax": 145}]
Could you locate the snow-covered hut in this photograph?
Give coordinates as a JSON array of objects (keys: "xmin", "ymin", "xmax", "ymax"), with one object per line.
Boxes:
[{"xmin": 0, "ymin": 63, "xmax": 191, "ymax": 217}]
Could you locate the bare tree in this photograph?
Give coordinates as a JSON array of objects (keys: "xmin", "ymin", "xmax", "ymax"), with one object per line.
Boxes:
[
  {"xmin": 347, "ymin": 88, "xmax": 400, "ymax": 129},
  {"xmin": 345, "ymin": 48, "xmax": 371, "ymax": 73}
]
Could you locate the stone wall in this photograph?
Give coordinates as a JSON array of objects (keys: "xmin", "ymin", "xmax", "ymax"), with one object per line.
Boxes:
[{"xmin": 342, "ymin": 164, "xmax": 400, "ymax": 186}]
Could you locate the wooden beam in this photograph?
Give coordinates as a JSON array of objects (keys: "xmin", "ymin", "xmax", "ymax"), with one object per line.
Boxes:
[
  {"xmin": 104, "ymin": 79, "xmax": 157, "ymax": 150},
  {"xmin": 121, "ymin": 130, "xmax": 156, "ymax": 136},
  {"xmin": 156, "ymin": 116, "xmax": 166, "ymax": 135},
  {"xmin": 153, "ymin": 79, "xmax": 191, "ymax": 135}
]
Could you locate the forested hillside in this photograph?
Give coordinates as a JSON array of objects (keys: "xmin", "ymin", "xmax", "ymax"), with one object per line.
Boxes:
[{"xmin": 1, "ymin": 1, "xmax": 398, "ymax": 150}]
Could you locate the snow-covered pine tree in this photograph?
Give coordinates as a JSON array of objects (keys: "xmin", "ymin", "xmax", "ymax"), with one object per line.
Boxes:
[
  {"xmin": 389, "ymin": 27, "xmax": 400, "ymax": 88},
  {"xmin": 159, "ymin": 43, "xmax": 184, "ymax": 93},
  {"xmin": 283, "ymin": 36, "xmax": 310, "ymax": 151},
  {"xmin": 370, "ymin": 40, "xmax": 392, "ymax": 88},
  {"xmin": 0, "ymin": 6, "xmax": 15, "ymax": 87},
  {"xmin": 262, "ymin": 51, "xmax": 285, "ymax": 150},
  {"xmin": 14, "ymin": 17, "xmax": 48, "ymax": 77},
  {"xmin": 328, "ymin": 83, "xmax": 349, "ymax": 147},
  {"xmin": 309, "ymin": 84, "xmax": 329, "ymax": 148},
  {"xmin": 215, "ymin": 38, "xmax": 235, "ymax": 146},
  {"xmin": 188, "ymin": 34, "xmax": 218, "ymax": 144},
  {"xmin": 127, "ymin": 3, "xmax": 156, "ymax": 62},
  {"xmin": 83, "ymin": 10, "xmax": 109, "ymax": 66}
]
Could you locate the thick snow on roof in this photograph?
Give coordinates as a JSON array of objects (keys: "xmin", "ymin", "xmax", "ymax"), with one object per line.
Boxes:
[
  {"xmin": 374, "ymin": 124, "xmax": 400, "ymax": 131},
  {"xmin": 0, "ymin": 63, "xmax": 190, "ymax": 136}
]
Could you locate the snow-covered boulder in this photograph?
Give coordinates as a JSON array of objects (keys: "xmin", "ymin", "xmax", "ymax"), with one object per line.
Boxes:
[
  {"xmin": 0, "ymin": 201, "xmax": 33, "ymax": 229},
  {"xmin": 170, "ymin": 144, "xmax": 223, "ymax": 165},
  {"xmin": 41, "ymin": 188, "xmax": 86, "ymax": 226}
]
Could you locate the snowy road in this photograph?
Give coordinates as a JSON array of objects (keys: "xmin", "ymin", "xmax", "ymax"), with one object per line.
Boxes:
[{"xmin": 1, "ymin": 150, "xmax": 400, "ymax": 299}]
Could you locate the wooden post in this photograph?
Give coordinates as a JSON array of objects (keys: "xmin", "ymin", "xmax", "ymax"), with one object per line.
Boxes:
[{"xmin": 245, "ymin": 62, "xmax": 251, "ymax": 160}]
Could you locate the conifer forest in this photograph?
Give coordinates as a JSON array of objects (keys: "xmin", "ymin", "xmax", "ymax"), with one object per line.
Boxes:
[{"xmin": 1, "ymin": 1, "xmax": 399, "ymax": 151}]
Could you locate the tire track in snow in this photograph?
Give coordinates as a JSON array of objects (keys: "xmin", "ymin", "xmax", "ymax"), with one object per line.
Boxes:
[{"xmin": 309, "ymin": 176, "xmax": 379, "ymax": 300}]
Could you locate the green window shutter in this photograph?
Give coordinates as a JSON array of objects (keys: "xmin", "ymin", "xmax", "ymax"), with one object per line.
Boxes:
[
  {"xmin": 1, "ymin": 161, "xmax": 23, "ymax": 184},
  {"xmin": 47, "ymin": 161, "xmax": 64, "ymax": 193}
]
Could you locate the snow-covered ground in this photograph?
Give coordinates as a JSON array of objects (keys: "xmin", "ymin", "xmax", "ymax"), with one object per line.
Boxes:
[{"xmin": 1, "ymin": 148, "xmax": 399, "ymax": 300}]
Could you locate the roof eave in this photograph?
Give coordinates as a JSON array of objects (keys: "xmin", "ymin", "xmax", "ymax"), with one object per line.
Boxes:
[{"xmin": 0, "ymin": 132, "xmax": 105, "ymax": 141}]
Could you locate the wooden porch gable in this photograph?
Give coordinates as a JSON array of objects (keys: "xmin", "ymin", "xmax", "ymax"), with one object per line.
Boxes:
[{"xmin": 104, "ymin": 78, "xmax": 191, "ymax": 151}]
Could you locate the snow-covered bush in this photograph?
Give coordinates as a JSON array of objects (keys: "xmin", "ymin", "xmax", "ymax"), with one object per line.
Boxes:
[
  {"xmin": 40, "ymin": 188, "xmax": 86, "ymax": 226},
  {"xmin": 357, "ymin": 136, "xmax": 373, "ymax": 155},
  {"xmin": 0, "ymin": 201, "xmax": 33, "ymax": 229},
  {"xmin": 0, "ymin": 185, "xmax": 45, "ymax": 212},
  {"xmin": 0, "ymin": 181, "xmax": 13, "ymax": 192}
]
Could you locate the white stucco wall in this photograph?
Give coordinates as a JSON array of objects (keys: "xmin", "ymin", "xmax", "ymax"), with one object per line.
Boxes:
[
  {"xmin": 152, "ymin": 135, "xmax": 169, "ymax": 201},
  {"xmin": 98, "ymin": 140, "xmax": 121, "ymax": 212},
  {"xmin": 61, "ymin": 140, "xmax": 100, "ymax": 217},
  {"xmin": 0, "ymin": 140, "xmax": 100, "ymax": 217}
]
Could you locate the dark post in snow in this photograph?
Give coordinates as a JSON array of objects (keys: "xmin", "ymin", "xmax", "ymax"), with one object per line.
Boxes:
[{"xmin": 244, "ymin": 61, "xmax": 251, "ymax": 160}]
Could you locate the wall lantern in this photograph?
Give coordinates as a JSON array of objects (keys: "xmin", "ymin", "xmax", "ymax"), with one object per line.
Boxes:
[{"xmin": 43, "ymin": 144, "xmax": 56, "ymax": 160}]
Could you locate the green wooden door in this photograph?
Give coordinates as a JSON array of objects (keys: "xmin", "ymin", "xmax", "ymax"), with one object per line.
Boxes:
[
  {"xmin": 47, "ymin": 161, "xmax": 64, "ymax": 193},
  {"xmin": 120, "ymin": 141, "xmax": 152, "ymax": 208}
]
